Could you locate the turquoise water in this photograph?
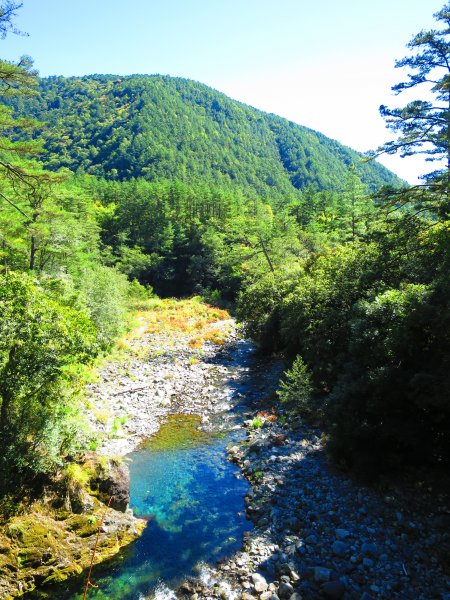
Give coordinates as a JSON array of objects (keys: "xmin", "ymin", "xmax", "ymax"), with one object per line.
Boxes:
[{"xmin": 58, "ymin": 413, "xmax": 250, "ymax": 600}]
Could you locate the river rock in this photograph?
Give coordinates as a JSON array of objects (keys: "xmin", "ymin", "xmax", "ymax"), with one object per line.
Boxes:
[
  {"xmin": 252, "ymin": 572, "xmax": 268, "ymax": 592},
  {"xmin": 335, "ymin": 529, "xmax": 350, "ymax": 540},
  {"xmin": 361, "ymin": 542, "xmax": 378, "ymax": 557},
  {"xmin": 278, "ymin": 581, "xmax": 295, "ymax": 598},
  {"xmin": 332, "ymin": 540, "xmax": 348, "ymax": 557}
]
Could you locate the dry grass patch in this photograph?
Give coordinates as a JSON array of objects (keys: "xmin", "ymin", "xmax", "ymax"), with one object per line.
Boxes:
[{"xmin": 140, "ymin": 298, "xmax": 231, "ymax": 347}]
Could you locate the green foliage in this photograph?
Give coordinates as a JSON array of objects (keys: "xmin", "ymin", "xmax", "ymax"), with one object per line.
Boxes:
[
  {"xmin": 0, "ymin": 272, "xmax": 97, "ymax": 494},
  {"xmin": 77, "ymin": 264, "xmax": 129, "ymax": 348},
  {"xmin": 240, "ymin": 218, "xmax": 450, "ymax": 474},
  {"xmin": 277, "ymin": 356, "xmax": 314, "ymax": 416},
  {"xmin": 327, "ymin": 278, "xmax": 450, "ymax": 474},
  {"xmin": 375, "ymin": 3, "xmax": 450, "ymax": 218}
]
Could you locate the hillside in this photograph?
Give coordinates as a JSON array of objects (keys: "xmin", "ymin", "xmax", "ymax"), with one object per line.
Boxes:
[{"xmin": 10, "ymin": 74, "xmax": 401, "ymax": 195}]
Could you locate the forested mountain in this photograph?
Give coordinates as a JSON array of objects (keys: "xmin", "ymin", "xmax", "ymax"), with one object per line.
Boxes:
[{"xmin": 10, "ymin": 74, "xmax": 400, "ymax": 195}]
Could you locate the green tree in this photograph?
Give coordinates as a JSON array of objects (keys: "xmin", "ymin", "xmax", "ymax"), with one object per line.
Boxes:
[
  {"xmin": 0, "ymin": 273, "xmax": 97, "ymax": 493},
  {"xmin": 0, "ymin": 1, "xmax": 25, "ymax": 38},
  {"xmin": 376, "ymin": 2, "xmax": 450, "ymax": 218},
  {"xmin": 340, "ymin": 164, "xmax": 371, "ymax": 242}
]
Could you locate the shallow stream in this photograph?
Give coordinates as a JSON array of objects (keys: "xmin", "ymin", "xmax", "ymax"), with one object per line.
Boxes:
[{"xmin": 50, "ymin": 340, "xmax": 281, "ymax": 600}]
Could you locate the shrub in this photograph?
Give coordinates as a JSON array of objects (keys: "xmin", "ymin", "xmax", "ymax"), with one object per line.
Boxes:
[
  {"xmin": 326, "ymin": 282, "xmax": 450, "ymax": 475},
  {"xmin": 277, "ymin": 355, "xmax": 315, "ymax": 416}
]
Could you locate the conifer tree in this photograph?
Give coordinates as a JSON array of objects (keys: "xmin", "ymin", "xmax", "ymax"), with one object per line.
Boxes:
[{"xmin": 376, "ymin": 2, "xmax": 450, "ymax": 218}]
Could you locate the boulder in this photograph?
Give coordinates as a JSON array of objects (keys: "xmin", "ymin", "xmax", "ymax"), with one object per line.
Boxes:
[{"xmin": 97, "ymin": 460, "xmax": 130, "ymax": 512}]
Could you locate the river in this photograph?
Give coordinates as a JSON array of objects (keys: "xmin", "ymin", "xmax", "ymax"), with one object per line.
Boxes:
[{"xmin": 42, "ymin": 337, "xmax": 282, "ymax": 600}]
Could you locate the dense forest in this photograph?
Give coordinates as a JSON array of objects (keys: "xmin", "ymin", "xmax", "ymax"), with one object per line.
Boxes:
[{"xmin": 0, "ymin": 0, "xmax": 449, "ymax": 510}]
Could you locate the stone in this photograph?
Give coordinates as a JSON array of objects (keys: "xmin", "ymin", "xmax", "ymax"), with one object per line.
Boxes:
[
  {"xmin": 305, "ymin": 534, "xmax": 318, "ymax": 545},
  {"xmin": 332, "ymin": 541, "xmax": 348, "ymax": 557},
  {"xmin": 361, "ymin": 542, "xmax": 378, "ymax": 557},
  {"xmin": 314, "ymin": 567, "xmax": 332, "ymax": 583},
  {"xmin": 251, "ymin": 572, "xmax": 268, "ymax": 593},
  {"xmin": 97, "ymin": 460, "xmax": 130, "ymax": 512},
  {"xmin": 335, "ymin": 529, "xmax": 350, "ymax": 540},
  {"xmin": 322, "ymin": 580, "xmax": 346, "ymax": 599},
  {"xmin": 70, "ymin": 489, "xmax": 95, "ymax": 514},
  {"xmin": 278, "ymin": 581, "xmax": 295, "ymax": 598}
]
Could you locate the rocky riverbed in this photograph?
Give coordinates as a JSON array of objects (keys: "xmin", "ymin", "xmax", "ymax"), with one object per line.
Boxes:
[
  {"xmin": 183, "ymin": 415, "xmax": 450, "ymax": 600},
  {"xmin": 85, "ymin": 309, "xmax": 241, "ymax": 457},
  {"xmin": 5, "ymin": 299, "xmax": 447, "ymax": 600},
  {"xmin": 82, "ymin": 300, "xmax": 449, "ymax": 600}
]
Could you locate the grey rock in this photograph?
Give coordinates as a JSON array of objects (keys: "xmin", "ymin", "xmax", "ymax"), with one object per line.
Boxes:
[
  {"xmin": 259, "ymin": 590, "xmax": 274, "ymax": 600},
  {"xmin": 361, "ymin": 542, "xmax": 378, "ymax": 557},
  {"xmin": 278, "ymin": 581, "xmax": 295, "ymax": 598},
  {"xmin": 251, "ymin": 572, "xmax": 268, "ymax": 593},
  {"xmin": 305, "ymin": 534, "xmax": 318, "ymax": 545},
  {"xmin": 335, "ymin": 529, "xmax": 350, "ymax": 540}
]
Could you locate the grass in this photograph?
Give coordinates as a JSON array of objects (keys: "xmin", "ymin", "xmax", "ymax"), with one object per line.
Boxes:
[{"xmin": 138, "ymin": 297, "xmax": 231, "ymax": 349}]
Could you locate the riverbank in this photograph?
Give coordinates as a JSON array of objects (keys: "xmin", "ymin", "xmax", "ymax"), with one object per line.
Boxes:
[
  {"xmin": 84, "ymin": 298, "xmax": 238, "ymax": 457},
  {"xmin": 0, "ymin": 298, "xmax": 238, "ymax": 600},
  {"xmin": 185, "ymin": 414, "xmax": 450, "ymax": 600}
]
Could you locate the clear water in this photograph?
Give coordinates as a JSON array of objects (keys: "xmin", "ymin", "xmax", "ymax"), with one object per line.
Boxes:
[
  {"xmin": 57, "ymin": 414, "xmax": 250, "ymax": 600},
  {"xmin": 35, "ymin": 340, "xmax": 282, "ymax": 600}
]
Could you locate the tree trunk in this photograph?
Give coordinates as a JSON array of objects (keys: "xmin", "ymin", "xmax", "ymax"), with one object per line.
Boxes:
[
  {"xmin": 257, "ymin": 234, "xmax": 275, "ymax": 273},
  {"xmin": 29, "ymin": 233, "xmax": 36, "ymax": 271}
]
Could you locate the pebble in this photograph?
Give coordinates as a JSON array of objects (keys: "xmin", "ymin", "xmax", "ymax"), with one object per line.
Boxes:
[
  {"xmin": 361, "ymin": 542, "xmax": 378, "ymax": 557},
  {"xmin": 332, "ymin": 541, "xmax": 348, "ymax": 557},
  {"xmin": 277, "ymin": 581, "xmax": 294, "ymax": 598},
  {"xmin": 335, "ymin": 529, "xmax": 350, "ymax": 540}
]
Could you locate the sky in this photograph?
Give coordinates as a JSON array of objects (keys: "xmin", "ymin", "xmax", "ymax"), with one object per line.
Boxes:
[{"xmin": 0, "ymin": 0, "xmax": 445, "ymax": 184}]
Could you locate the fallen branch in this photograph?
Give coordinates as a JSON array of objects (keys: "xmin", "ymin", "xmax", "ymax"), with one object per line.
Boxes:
[
  {"xmin": 111, "ymin": 384, "xmax": 151, "ymax": 397},
  {"xmin": 83, "ymin": 496, "xmax": 113, "ymax": 600}
]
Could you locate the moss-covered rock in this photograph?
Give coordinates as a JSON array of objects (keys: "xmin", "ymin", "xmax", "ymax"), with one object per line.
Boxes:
[{"xmin": 0, "ymin": 493, "xmax": 145, "ymax": 599}]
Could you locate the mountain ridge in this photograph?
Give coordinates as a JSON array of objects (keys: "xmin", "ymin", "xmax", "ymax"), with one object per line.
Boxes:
[{"xmin": 9, "ymin": 73, "xmax": 402, "ymax": 196}]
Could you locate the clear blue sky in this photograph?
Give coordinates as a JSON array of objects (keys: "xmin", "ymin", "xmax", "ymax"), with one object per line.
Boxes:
[{"xmin": 1, "ymin": 0, "xmax": 445, "ymax": 183}]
